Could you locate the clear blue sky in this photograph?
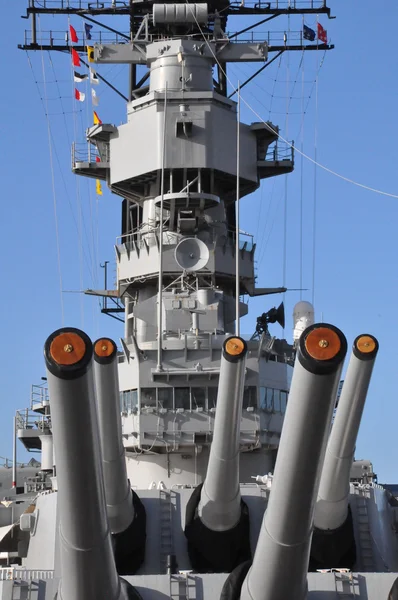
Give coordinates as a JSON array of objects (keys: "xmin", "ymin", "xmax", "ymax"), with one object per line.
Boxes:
[{"xmin": 1, "ymin": 2, "xmax": 397, "ymax": 482}]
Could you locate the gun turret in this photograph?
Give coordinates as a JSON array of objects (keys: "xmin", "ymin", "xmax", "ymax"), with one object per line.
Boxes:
[
  {"xmin": 226, "ymin": 323, "xmax": 347, "ymax": 600},
  {"xmin": 185, "ymin": 337, "xmax": 251, "ymax": 572},
  {"xmin": 44, "ymin": 328, "xmax": 138, "ymax": 600},
  {"xmin": 93, "ymin": 338, "xmax": 146, "ymax": 574},
  {"xmin": 311, "ymin": 334, "xmax": 379, "ymax": 570}
]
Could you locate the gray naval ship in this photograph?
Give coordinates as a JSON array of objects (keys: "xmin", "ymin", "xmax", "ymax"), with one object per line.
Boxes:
[{"xmin": 1, "ymin": 0, "xmax": 398, "ymax": 598}]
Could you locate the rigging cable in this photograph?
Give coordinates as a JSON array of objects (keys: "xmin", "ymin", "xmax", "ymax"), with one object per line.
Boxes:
[
  {"xmin": 49, "ymin": 47, "xmax": 98, "ymax": 322},
  {"xmin": 83, "ymin": 44, "xmax": 101, "ymax": 336},
  {"xmin": 258, "ymin": 187, "xmax": 285, "ymax": 268},
  {"xmin": 312, "ymin": 46, "xmax": 319, "ymax": 307},
  {"xmin": 37, "ymin": 19, "xmax": 65, "ymax": 325},
  {"xmin": 230, "ymin": 49, "xmax": 319, "ymax": 271},
  {"xmin": 300, "ymin": 44, "xmax": 305, "ymax": 300},
  {"xmin": 282, "ymin": 15, "xmax": 291, "ymax": 328},
  {"xmin": 268, "ymin": 53, "xmax": 283, "ymax": 119},
  {"xmin": 185, "ymin": 4, "xmax": 398, "ymax": 200},
  {"xmin": 47, "ymin": 51, "xmax": 72, "ymax": 148},
  {"xmin": 26, "ymin": 53, "xmax": 98, "ymax": 287},
  {"xmin": 68, "ymin": 15, "xmax": 85, "ymax": 328}
]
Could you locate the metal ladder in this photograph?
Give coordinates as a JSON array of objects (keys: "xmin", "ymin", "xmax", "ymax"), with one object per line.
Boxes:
[
  {"xmin": 333, "ymin": 571, "xmax": 356, "ymax": 597},
  {"xmin": 169, "ymin": 573, "xmax": 196, "ymax": 600},
  {"xmin": 355, "ymin": 493, "xmax": 376, "ymax": 571},
  {"xmin": 159, "ymin": 490, "xmax": 173, "ymax": 572},
  {"xmin": 11, "ymin": 580, "xmax": 42, "ymax": 600}
]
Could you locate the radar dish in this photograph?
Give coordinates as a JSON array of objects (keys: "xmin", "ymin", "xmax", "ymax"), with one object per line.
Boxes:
[{"xmin": 174, "ymin": 238, "xmax": 209, "ymax": 272}]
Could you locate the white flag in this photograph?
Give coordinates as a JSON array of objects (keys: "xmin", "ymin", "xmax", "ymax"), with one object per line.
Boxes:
[
  {"xmin": 91, "ymin": 88, "xmax": 99, "ymax": 106},
  {"xmin": 90, "ymin": 68, "xmax": 99, "ymax": 85}
]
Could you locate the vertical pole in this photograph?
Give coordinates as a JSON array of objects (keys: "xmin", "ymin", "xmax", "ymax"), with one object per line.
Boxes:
[
  {"xmin": 12, "ymin": 416, "xmax": 17, "ymax": 489},
  {"xmin": 235, "ymin": 82, "xmax": 241, "ymax": 336},
  {"xmin": 31, "ymin": 11, "xmax": 37, "ymax": 45},
  {"xmin": 157, "ymin": 84, "xmax": 167, "ymax": 371},
  {"xmin": 128, "ymin": 0, "xmax": 136, "ymax": 101},
  {"xmin": 124, "ymin": 295, "xmax": 132, "ymax": 340}
]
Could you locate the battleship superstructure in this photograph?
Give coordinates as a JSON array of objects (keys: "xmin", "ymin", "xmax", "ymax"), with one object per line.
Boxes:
[{"xmin": 1, "ymin": 1, "xmax": 398, "ymax": 599}]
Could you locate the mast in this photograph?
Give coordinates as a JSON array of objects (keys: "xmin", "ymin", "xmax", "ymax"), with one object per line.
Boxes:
[
  {"xmin": 18, "ymin": 0, "xmax": 334, "ymax": 487},
  {"xmin": 235, "ymin": 82, "xmax": 240, "ymax": 337}
]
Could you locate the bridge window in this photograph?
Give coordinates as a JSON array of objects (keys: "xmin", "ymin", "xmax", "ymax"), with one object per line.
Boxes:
[
  {"xmin": 208, "ymin": 387, "xmax": 218, "ymax": 409},
  {"xmin": 175, "ymin": 387, "xmax": 190, "ymax": 410},
  {"xmin": 192, "ymin": 387, "xmax": 206, "ymax": 410},
  {"xmin": 243, "ymin": 386, "xmax": 257, "ymax": 409},
  {"xmin": 273, "ymin": 389, "xmax": 281, "ymax": 412},
  {"xmin": 158, "ymin": 388, "xmax": 173, "ymax": 410},
  {"xmin": 120, "ymin": 389, "xmax": 138, "ymax": 413},
  {"xmin": 141, "ymin": 388, "xmax": 156, "ymax": 408},
  {"xmin": 280, "ymin": 390, "xmax": 287, "ymax": 413},
  {"xmin": 259, "ymin": 387, "xmax": 288, "ymax": 413}
]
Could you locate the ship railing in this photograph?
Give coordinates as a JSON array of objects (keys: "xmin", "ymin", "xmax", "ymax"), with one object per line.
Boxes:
[
  {"xmin": 28, "ymin": 0, "xmax": 327, "ymax": 8},
  {"xmin": 30, "ymin": 384, "xmax": 49, "ymax": 410},
  {"xmin": 15, "ymin": 409, "xmax": 51, "ymax": 433},
  {"xmin": 264, "ymin": 140, "xmax": 294, "ymax": 162},
  {"xmin": 116, "ymin": 228, "xmax": 254, "ymax": 252},
  {"xmin": 228, "ymin": 230, "xmax": 255, "ymax": 252},
  {"xmin": 22, "ymin": 29, "xmax": 127, "ymax": 47},
  {"xmin": 22, "ymin": 28, "xmax": 324, "ymax": 48},
  {"xmin": 24, "ymin": 479, "xmax": 52, "ymax": 494},
  {"xmin": 72, "ymin": 143, "xmax": 105, "ymax": 166},
  {"xmin": 0, "ymin": 568, "xmax": 54, "ymax": 581},
  {"xmin": 0, "ymin": 456, "xmax": 29, "ymax": 469}
]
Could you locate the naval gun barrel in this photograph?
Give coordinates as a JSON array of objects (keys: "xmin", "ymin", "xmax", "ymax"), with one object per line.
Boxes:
[
  {"xmin": 314, "ymin": 334, "xmax": 378, "ymax": 531},
  {"xmin": 199, "ymin": 336, "xmax": 247, "ymax": 531},
  {"xmin": 93, "ymin": 338, "xmax": 134, "ymax": 534},
  {"xmin": 93, "ymin": 338, "xmax": 146, "ymax": 575},
  {"xmin": 44, "ymin": 328, "xmax": 135, "ymax": 600},
  {"xmin": 239, "ymin": 323, "xmax": 347, "ymax": 600},
  {"xmin": 185, "ymin": 337, "xmax": 251, "ymax": 572}
]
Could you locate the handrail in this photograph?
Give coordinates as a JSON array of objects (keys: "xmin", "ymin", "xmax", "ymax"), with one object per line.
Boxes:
[
  {"xmin": 30, "ymin": 384, "xmax": 49, "ymax": 408},
  {"xmin": 23, "ymin": 28, "xmax": 322, "ymax": 48},
  {"xmin": 29, "ymin": 0, "xmax": 327, "ymax": 8},
  {"xmin": 16, "ymin": 409, "xmax": 51, "ymax": 432},
  {"xmin": 0, "ymin": 568, "xmax": 54, "ymax": 581}
]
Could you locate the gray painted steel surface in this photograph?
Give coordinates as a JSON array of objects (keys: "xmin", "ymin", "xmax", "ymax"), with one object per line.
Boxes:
[
  {"xmin": 241, "ymin": 325, "xmax": 347, "ymax": 600},
  {"xmin": 93, "ymin": 340, "xmax": 134, "ymax": 534},
  {"xmin": 315, "ymin": 335, "xmax": 379, "ymax": 531},
  {"xmin": 10, "ymin": 5, "xmax": 398, "ymax": 600},
  {"xmin": 45, "ymin": 330, "xmax": 126, "ymax": 600},
  {"xmin": 198, "ymin": 337, "xmax": 247, "ymax": 531}
]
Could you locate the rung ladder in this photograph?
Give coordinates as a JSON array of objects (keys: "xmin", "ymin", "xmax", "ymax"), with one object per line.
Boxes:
[
  {"xmin": 333, "ymin": 571, "xmax": 356, "ymax": 597},
  {"xmin": 355, "ymin": 493, "xmax": 376, "ymax": 572},
  {"xmin": 159, "ymin": 490, "xmax": 173, "ymax": 572}
]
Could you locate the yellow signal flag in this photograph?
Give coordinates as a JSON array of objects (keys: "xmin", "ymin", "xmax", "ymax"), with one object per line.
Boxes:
[
  {"xmin": 96, "ymin": 179, "xmax": 103, "ymax": 196},
  {"xmin": 87, "ymin": 46, "xmax": 95, "ymax": 63},
  {"xmin": 93, "ymin": 110, "xmax": 102, "ymax": 125}
]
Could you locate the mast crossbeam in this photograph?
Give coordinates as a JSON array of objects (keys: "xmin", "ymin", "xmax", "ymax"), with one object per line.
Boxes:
[
  {"xmin": 24, "ymin": 1, "xmax": 332, "ymax": 18},
  {"xmin": 19, "ymin": 42, "xmax": 333, "ymax": 53},
  {"xmin": 19, "ymin": 24, "xmax": 334, "ymax": 55}
]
